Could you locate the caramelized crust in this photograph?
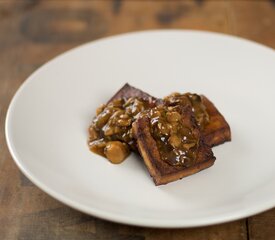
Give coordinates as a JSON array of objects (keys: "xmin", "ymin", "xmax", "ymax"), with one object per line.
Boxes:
[
  {"xmin": 108, "ymin": 83, "xmax": 156, "ymax": 103},
  {"xmin": 133, "ymin": 107, "xmax": 216, "ymax": 185},
  {"xmin": 201, "ymin": 96, "xmax": 231, "ymax": 147}
]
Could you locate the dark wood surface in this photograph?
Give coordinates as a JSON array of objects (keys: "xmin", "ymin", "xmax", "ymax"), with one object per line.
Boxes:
[{"xmin": 1, "ymin": 1, "xmax": 275, "ymax": 239}]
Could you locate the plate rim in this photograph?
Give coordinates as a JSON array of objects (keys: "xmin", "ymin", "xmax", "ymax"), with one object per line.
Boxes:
[{"xmin": 5, "ymin": 29, "xmax": 275, "ymax": 228}]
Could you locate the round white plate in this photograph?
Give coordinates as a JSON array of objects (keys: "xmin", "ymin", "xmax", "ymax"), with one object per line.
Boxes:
[{"xmin": 6, "ymin": 30, "xmax": 275, "ymax": 228}]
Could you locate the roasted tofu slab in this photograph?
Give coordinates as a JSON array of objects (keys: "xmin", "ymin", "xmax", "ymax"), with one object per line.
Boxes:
[{"xmin": 133, "ymin": 105, "xmax": 216, "ymax": 185}]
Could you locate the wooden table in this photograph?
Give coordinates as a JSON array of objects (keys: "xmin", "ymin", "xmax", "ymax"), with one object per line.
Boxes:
[{"xmin": 1, "ymin": 1, "xmax": 275, "ymax": 239}]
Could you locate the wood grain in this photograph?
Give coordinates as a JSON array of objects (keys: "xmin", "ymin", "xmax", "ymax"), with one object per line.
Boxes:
[{"xmin": 1, "ymin": 0, "xmax": 275, "ymax": 239}]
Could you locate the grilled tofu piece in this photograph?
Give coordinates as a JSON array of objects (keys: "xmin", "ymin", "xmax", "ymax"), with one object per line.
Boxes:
[
  {"xmin": 133, "ymin": 105, "xmax": 215, "ymax": 185},
  {"xmin": 201, "ymin": 96, "xmax": 231, "ymax": 147}
]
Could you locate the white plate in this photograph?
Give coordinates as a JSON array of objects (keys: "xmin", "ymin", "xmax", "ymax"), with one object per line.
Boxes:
[{"xmin": 6, "ymin": 30, "xmax": 275, "ymax": 228}]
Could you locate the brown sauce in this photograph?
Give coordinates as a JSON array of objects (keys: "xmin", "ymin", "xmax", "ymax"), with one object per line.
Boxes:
[
  {"xmin": 164, "ymin": 93, "xmax": 209, "ymax": 128},
  {"xmin": 88, "ymin": 97, "xmax": 154, "ymax": 162},
  {"xmin": 145, "ymin": 106, "xmax": 199, "ymax": 167},
  {"xmin": 88, "ymin": 94, "xmax": 205, "ymax": 166}
]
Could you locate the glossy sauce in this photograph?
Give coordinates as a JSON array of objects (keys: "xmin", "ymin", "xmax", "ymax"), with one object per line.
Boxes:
[
  {"xmin": 88, "ymin": 97, "xmax": 154, "ymax": 159},
  {"xmin": 164, "ymin": 93, "xmax": 209, "ymax": 128},
  {"xmin": 146, "ymin": 106, "xmax": 199, "ymax": 167}
]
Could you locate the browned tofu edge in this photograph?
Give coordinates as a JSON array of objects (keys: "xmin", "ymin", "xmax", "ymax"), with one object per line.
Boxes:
[
  {"xmin": 107, "ymin": 83, "xmax": 156, "ymax": 103},
  {"xmin": 201, "ymin": 95, "xmax": 231, "ymax": 147}
]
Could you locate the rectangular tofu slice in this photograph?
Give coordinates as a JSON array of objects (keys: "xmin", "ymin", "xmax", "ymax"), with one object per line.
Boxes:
[{"xmin": 133, "ymin": 105, "xmax": 216, "ymax": 185}]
